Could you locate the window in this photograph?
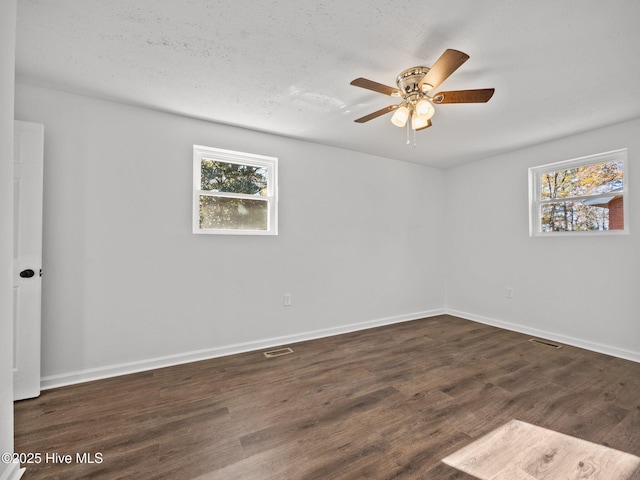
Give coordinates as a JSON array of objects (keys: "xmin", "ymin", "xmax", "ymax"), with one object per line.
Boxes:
[
  {"xmin": 193, "ymin": 145, "xmax": 278, "ymax": 235},
  {"xmin": 529, "ymin": 149, "xmax": 627, "ymax": 236}
]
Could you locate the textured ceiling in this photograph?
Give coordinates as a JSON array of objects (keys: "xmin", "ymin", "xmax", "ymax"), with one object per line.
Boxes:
[{"xmin": 15, "ymin": 0, "xmax": 640, "ymax": 168}]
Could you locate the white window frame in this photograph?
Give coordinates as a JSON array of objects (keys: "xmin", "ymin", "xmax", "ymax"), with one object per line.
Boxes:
[
  {"xmin": 193, "ymin": 145, "xmax": 278, "ymax": 235},
  {"xmin": 529, "ymin": 148, "xmax": 628, "ymax": 236}
]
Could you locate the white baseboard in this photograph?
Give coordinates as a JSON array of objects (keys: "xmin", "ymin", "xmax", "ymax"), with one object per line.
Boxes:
[
  {"xmin": 447, "ymin": 308, "xmax": 640, "ymax": 364},
  {"xmin": 0, "ymin": 464, "xmax": 25, "ymax": 480},
  {"xmin": 41, "ymin": 309, "xmax": 445, "ymax": 390}
]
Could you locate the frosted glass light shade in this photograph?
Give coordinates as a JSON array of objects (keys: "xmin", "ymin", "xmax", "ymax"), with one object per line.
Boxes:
[
  {"xmin": 390, "ymin": 106, "xmax": 410, "ymax": 127},
  {"xmin": 415, "ymin": 99, "xmax": 434, "ymax": 119},
  {"xmin": 411, "ymin": 114, "xmax": 429, "ymax": 130}
]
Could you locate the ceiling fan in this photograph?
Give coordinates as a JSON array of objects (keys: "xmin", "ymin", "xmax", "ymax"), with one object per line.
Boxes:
[{"xmin": 350, "ymin": 49, "xmax": 494, "ymax": 135}]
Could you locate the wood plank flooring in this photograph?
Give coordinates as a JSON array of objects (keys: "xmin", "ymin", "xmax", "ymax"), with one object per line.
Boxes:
[
  {"xmin": 442, "ymin": 419, "xmax": 640, "ymax": 479},
  {"xmin": 13, "ymin": 315, "xmax": 640, "ymax": 479}
]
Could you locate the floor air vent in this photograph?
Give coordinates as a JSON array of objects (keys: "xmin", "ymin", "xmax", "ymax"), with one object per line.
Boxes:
[
  {"xmin": 263, "ymin": 347, "xmax": 294, "ymax": 358},
  {"xmin": 529, "ymin": 338, "xmax": 562, "ymax": 349}
]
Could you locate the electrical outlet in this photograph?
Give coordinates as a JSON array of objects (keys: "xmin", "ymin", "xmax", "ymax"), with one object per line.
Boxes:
[
  {"xmin": 505, "ymin": 287, "xmax": 513, "ymax": 299},
  {"xmin": 284, "ymin": 294, "xmax": 292, "ymax": 306}
]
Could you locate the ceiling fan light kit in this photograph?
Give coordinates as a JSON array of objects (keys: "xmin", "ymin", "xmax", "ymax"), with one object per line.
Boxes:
[
  {"xmin": 350, "ymin": 49, "xmax": 495, "ymax": 145},
  {"xmin": 411, "ymin": 113, "xmax": 430, "ymax": 130},
  {"xmin": 390, "ymin": 105, "xmax": 409, "ymax": 127}
]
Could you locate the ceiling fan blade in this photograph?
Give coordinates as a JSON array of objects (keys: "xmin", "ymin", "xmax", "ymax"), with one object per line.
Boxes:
[
  {"xmin": 350, "ymin": 78, "xmax": 401, "ymax": 97},
  {"xmin": 354, "ymin": 105, "xmax": 399, "ymax": 123},
  {"xmin": 419, "ymin": 49, "xmax": 469, "ymax": 91},
  {"xmin": 432, "ymin": 88, "xmax": 495, "ymax": 104}
]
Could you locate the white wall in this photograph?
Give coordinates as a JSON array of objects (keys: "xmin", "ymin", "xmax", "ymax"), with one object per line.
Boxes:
[
  {"xmin": 13, "ymin": 81, "xmax": 639, "ymax": 392},
  {"xmin": 15, "ymin": 83, "xmax": 446, "ymax": 386},
  {"xmin": 1, "ymin": 1, "xmax": 19, "ymax": 479},
  {"xmin": 445, "ymin": 118, "xmax": 640, "ymax": 361}
]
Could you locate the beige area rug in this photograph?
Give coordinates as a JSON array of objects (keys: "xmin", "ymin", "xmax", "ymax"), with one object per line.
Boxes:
[{"xmin": 442, "ymin": 419, "xmax": 640, "ymax": 480}]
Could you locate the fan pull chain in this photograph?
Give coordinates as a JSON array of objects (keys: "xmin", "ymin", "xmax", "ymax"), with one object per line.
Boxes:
[
  {"xmin": 405, "ymin": 113, "xmax": 417, "ymax": 147},
  {"xmin": 405, "ymin": 112, "xmax": 418, "ymax": 147}
]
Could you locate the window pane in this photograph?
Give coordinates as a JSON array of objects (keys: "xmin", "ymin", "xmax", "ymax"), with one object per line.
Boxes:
[
  {"xmin": 200, "ymin": 159, "xmax": 268, "ymax": 196},
  {"xmin": 540, "ymin": 197, "xmax": 624, "ymax": 231},
  {"xmin": 199, "ymin": 195, "xmax": 268, "ymax": 230},
  {"xmin": 540, "ymin": 160, "xmax": 623, "ymax": 200}
]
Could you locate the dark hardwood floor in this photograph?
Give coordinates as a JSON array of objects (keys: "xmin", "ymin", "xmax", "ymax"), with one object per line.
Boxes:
[{"xmin": 13, "ymin": 315, "xmax": 640, "ymax": 479}]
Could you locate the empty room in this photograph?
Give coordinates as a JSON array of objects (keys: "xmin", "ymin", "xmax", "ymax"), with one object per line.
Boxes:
[{"xmin": 1, "ymin": 1, "xmax": 639, "ymax": 479}]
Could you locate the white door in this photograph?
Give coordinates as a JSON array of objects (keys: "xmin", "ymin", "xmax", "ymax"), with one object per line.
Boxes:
[{"xmin": 13, "ymin": 120, "xmax": 44, "ymax": 401}]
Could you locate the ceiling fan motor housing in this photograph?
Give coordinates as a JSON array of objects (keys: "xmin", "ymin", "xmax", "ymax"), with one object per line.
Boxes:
[{"xmin": 396, "ymin": 66, "xmax": 431, "ymax": 94}]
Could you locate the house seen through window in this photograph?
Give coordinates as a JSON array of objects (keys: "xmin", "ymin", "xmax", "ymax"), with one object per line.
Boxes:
[
  {"xmin": 529, "ymin": 149, "xmax": 627, "ymax": 235},
  {"xmin": 193, "ymin": 145, "xmax": 278, "ymax": 235}
]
